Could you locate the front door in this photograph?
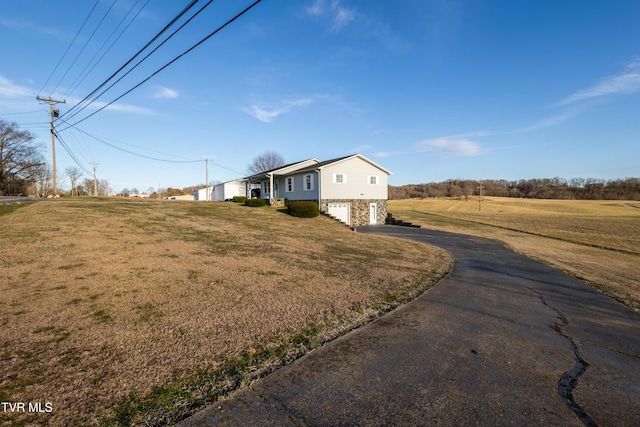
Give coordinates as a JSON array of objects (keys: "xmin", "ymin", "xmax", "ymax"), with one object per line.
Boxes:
[{"xmin": 369, "ymin": 203, "xmax": 377, "ymax": 225}]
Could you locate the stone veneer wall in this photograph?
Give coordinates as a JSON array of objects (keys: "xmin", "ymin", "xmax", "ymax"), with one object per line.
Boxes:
[{"xmin": 319, "ymin": 199, "xmax": 388, "ymax": 227}]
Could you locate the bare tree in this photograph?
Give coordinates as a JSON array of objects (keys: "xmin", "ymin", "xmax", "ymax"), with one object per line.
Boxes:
[
  {"xmin": 97, "ymin": 179, "xmax": 110, "ymax": 196},
  {"xmin": 0, "ymin": 119, "xmax": 45, "ymax": 195},
  {"xmin": 247, "ymin": 151, "xmax": 285, "ymax": 174},
  {"xmin": 81, "ymin": 178, "xmax": 94, "ymax": 196},
  {"xmin": 65, "ymin": 166, "xmax": 83, "ymax": 196},
  {"xmin": 33, "ymin": 163, "xmax": 53, "ymax": 197}
]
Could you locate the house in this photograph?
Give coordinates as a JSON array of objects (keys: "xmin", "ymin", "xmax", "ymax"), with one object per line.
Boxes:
[
  {"xmin": 194, "ymin": 180, "xmax": 246, "ymax": 201},
  {"xmin": 212, "ymin": 179, "xmax": 245, "ymax": 201},
  {"xmin": 194, "ymin": 186, "xmax": 213, "ymax": 201},
  {"xmin": 165, "ymin": 194, "xmax": 194, "ymax": 200},
  {"xmin": 244, "ymin": 154, "xmax": 391, "ymax": 226}
]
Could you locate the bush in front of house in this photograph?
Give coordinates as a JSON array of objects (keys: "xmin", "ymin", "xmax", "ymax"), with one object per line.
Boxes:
[
  {"xmin": 244, "ymin": 198, "xmax": 266, "ymax": 207},
  {"xmin": 233, "ymin": 196, "xmax": 247, "ymax": 203},
  {"xmin": 287, "ymin": 201, "xmax": 319, "ymax": 218}
]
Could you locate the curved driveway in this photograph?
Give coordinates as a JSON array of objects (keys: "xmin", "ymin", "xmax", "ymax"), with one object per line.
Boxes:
[{"xmin": 180, "ymin": 226, "xmax": 640, "ymax": 426}]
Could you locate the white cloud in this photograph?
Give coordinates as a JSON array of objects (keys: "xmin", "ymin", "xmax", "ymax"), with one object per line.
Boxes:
[
  {"xmin": 373, "ymin": 151, "xmax": 392, "ymax": 158},
  {"xmin": 243, "ymin": 97, "xmax": 315, "ymax": 123},
  {"xmin": 74, "ymin": 98, "xmax": 154, "ymax": 115},
  {"xmin": 514, "ymin": 107, "xmax": 585, "ymax": 133},
  {"xmin": 153, "ymin": 86, "xmax": 179, "ymax": 99},
  {"xmin": 306, "ymin": 0, "xmax": 325, "ymax": 17},
  {"xmin": 103, "ymin": 103, "xmax": 154, "ymax": 115},
  {"xmin": 0, "ymin": 75, "xmax": 33, "ymax": 98},
  {"xmin": 557, "ymin": 57, "xmax": 640, "ymax": 106},
  {"xmin": 415, "ymin": 136, "xmax": 481, "ymax": 157},
  {"xmin": 243, "ymin": 105, "xmax": 282, "ymax": 123},
  {"xmin": 306, "ymin": 0, "xmax": 356, "ymax": 32}
]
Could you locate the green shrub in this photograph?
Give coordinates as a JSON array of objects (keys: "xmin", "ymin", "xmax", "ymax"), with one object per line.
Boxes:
[
  {"xmin": 287, "ymin": 201, "xmax": 319, "ymax": 218},
  {"xmin": 244, "ymin": 198, "xmax": 266, "ymax": 207},
  {"xmin": 232, "ymin": 196, "xmax": 247, "ymax": 203},
  {"xmin": 387, "ymin": 212, "xmax": 393, "ymax": 218}
]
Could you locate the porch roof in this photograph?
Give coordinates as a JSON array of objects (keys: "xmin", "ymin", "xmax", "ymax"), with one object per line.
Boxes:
[{"xmin": 244, "ymin": 158, "xmax": 319, "ymax": 181}]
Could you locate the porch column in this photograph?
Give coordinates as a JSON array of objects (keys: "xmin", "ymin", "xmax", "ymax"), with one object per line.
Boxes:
[{"xmin": 269, "ymin": 173, "xmax": 274, "ymax": 204}]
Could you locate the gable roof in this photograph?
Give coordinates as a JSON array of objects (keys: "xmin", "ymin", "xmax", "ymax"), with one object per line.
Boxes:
[{"xmin": 292, "ymin": 154, "xmax": 392, "ymax": 175}]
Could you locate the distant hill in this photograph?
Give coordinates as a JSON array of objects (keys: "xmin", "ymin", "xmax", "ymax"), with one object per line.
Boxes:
[{"xmin": 390, "ymin": 177, "xmax": 640, "ymax": 201}]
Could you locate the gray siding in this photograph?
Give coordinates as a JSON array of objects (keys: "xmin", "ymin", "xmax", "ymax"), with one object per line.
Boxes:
[
  {"xmin": 278, "ymin": 172, "xmax": 319, "ymax": 201},
  {"xmin": 319, "ymin": 157, "xmax": 388, "ymax": 200}
]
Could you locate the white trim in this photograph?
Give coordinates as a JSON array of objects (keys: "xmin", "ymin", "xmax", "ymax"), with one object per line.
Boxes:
[
  {"xmin": 328, "ymin": 202, "xmax": 351, "ymax": 225},
  {"xmin": 304, "ymin": 174, "xmax": 315, "ymax": 191},
  {"xmin": 316, "ymin": 154, "xmax": 392, "ymax": 176},
  {"xmin": 369, "ymin": 202, "xmax": 377, "ymax": 225},
  {"xmin": 333, "ymin": 173, "xmax": 347, "ymax": 184}
]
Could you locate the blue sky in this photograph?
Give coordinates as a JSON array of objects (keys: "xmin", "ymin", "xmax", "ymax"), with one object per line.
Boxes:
[{"xmin": 1, "ymin": 0, "xmax": 639, "ymax": 193}]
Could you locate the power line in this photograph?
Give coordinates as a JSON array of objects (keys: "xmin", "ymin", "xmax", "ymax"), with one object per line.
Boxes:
[
  {"xmin": 38, "ymin": 0, "xmax": 101, "ymax": 96},
  {"xmin": 61, "ymin": 0, "xmax": 212, "ymax": 124},
  {"xmin": 57, "ymin": 118, "xmax": 247, "ymax": 175},
  {"xmin": 49, "ymin": 0, "xmax": 119, "ymax": 96},
  {"xmin": 64, "ymin": 123, "xmax": 204, "ymax": 163},
  {"xmin": 60, "ymin": 0, "xmax": 264, "ymax": 129},
  {"xmin": 55, "ymin": 132, "xmax": 93, "ymax": 175},
  {"xmin": 0, "ymin": 110, "xmax": 46, "ymax": 115},
  {"xmin": 63, "ymin": 0, "xmax": 152, "ymax": 100},
  {"xmin": 61, "ymin": 0, "xmax": 201, "ymax": 121},
  {"xmin": 61, "ymin": 126, "xmax": 96, "ymax": 166}
]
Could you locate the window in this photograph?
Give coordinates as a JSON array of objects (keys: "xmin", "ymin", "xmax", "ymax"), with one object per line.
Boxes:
[
  {"xmin": 286, "ymin": 176, "xmax": 294, "ymax": 192},
  {"xmin": 368, "ymin": 175, "xmax": 378, "ymax": 185},
  {"xmin": 264, "ymin": 181, "xmax": 271, "ymax": 194},
  {"xmin": 333, "ymin": 173, "xmax": 347, "ymax": 184},
  {"xmin": 304, "ymin": 174, "xmax": 314, "ymax": 191}
]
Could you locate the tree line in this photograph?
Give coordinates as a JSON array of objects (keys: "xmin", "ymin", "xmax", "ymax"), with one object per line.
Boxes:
[{"xmin": 390, "ymin": 177, "xmax": 640, "ymax": 201}]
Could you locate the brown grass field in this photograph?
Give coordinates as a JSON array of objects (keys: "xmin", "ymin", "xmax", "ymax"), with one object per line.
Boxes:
[
  {"xmin": 388, "ymin": 197, "xmax": 640, "ymax": 313},
  {"xmin": 0, "ymin": 199, "xmax": 451, "ymax": 426}
]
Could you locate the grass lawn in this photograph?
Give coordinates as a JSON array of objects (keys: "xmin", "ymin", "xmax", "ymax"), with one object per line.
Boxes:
[
  {"xmin": 0, "ymin": 199, "xmax": 451, "ymax": 426},
  {"xmin": 388, "ymin": 197, "xmax": 640, "ymax": 313}
]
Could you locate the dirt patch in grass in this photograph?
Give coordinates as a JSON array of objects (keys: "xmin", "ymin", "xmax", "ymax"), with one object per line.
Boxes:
[
  {"xmin": 0, "ymin": 199, "xmax": 451, "ymax": 426},
  {"xmin": 389, "ymin": 197, "xmax": 640, "ymax": 313}
]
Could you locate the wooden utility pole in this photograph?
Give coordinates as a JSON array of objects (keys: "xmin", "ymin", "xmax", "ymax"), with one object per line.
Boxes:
[
  {"xmin": 478, "ymin": 180, "xmax": 484, "ymax": 212},
  {"xmin": 90, "ymin": 162, "xmax": 99, "ymax": 196},
  {"xmin": 205, "ymin": 158, "xmax": 209, "ymax": 201},
  {"xmin": 36, "ymin": 96, "xmax": 66, "ymax": 197}
]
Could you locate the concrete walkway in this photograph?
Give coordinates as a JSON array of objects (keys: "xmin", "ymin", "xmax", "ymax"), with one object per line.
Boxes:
[{"xmin": 178, "ymin": 226, "xmax": 640, "ymax": 426}]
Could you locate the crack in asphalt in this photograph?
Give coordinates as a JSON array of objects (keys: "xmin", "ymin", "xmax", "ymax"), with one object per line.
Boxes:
[
  {"xmin": 534, "ymin": 290, "xmax": 598, "ymax": 427},
  {"xmin": 251, "ymin": 388, "xmax": 303, "ymax": 427}
]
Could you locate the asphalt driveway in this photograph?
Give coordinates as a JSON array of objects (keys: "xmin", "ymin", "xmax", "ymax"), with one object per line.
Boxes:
[{"xmin": 179, "ymin": 226, "xmax": 640, "ymax": 426}]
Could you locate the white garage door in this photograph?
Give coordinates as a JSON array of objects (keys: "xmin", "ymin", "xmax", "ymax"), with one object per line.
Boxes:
[{"xmin": 328, "ymin": 203, "xmax": 350, "ymax": 225}]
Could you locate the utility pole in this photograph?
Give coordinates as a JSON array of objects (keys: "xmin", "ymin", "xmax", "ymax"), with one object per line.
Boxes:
[
  {"xmin": 205, "ymin": 158, "xmax": 209, "ymax": 201},
  {"xmin": 478, "ymin": 180, "xmax": 484, "ymax": 212},
  {"xmin": 36, "ymin": 96, "xmax": 66, "ymax": 197},
  {"xmin": 90, "ymin": 162, "xmax": 99, "ymax": 196}
]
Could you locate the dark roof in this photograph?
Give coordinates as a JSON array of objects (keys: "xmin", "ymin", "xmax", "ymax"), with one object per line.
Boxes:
[
  {"xmin": 291, "ymin": 156, "xmax": 352, "ymax": 174},
  {"xmin": 243, "ymin": 154, "xmax": 392, "ymax": 180}
]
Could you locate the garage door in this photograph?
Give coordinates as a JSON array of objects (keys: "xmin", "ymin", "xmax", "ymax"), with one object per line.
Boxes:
[{"xmin": 328, "ymin": 203, "xmax": 350, "ymax": 225}]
